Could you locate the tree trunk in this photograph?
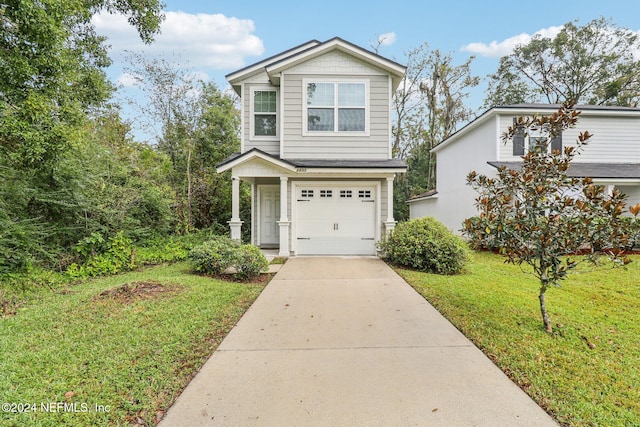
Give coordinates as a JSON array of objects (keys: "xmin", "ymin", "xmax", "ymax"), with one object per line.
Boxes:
[
  {"xmin": 186, "ymin": 142, "xmax": 193, "ymax": 232},
  {"xmin": 539, "ymin": 285, "xmax": 553, "ymax": 334}
]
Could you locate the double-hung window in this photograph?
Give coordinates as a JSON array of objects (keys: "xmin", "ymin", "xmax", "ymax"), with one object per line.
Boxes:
[
  {"xmin": 252, "ymin": 88, "xmax": 278, "ymax": 138},
  {"xmin": 512, "ymin": 119, "xmax": 562, "ymax": 155},
  {"xmin": 305, "ymin": 81, "xmax": 367, "ymax": 133}
]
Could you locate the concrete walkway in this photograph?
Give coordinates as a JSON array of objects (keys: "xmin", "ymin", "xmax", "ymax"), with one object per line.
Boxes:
[{"xmin": 159, "ymin": 257, "xmax": 557, "ymax": 426}]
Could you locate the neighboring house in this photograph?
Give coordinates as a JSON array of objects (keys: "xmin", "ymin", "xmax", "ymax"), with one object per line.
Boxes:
[
  {"xmin": 408, "ymin": 104, "xmax": 640, "ymax": 233},
  {"xmin": 216, "ymin": 38, "xmax": 407, "ymax": 256}
]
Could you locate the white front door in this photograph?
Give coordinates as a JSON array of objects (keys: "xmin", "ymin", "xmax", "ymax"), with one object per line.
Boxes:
[
  {"xmin": 260, "ymin": 186, "xmax": 280, "ymax": 247},
  {"xmin": 295, "ymin": 184, "xmax": 377, "ymax": 255}
]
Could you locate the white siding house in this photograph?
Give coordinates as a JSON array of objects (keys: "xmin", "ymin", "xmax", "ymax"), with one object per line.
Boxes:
[
  {"xmin": 408, "ymin": 104, "xmax": 640, "ymax": 233},
  {"xmin": 217, "ymin": 38, "xmax": 407, "ymax": 256}
]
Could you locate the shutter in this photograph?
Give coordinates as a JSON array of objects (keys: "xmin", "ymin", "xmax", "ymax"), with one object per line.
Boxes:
[
  {"xmin": 550, "ymin": 133, "xmax": 563, "ymax": 153},
  {"xmin": 512, "ymin": 118, "xmax": 525, "ymax": 156}
]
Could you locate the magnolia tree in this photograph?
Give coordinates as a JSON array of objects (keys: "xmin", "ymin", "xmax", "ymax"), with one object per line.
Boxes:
[{"xmin": 463, "ymin": 102, "xmax": 640, "ymax": 333}]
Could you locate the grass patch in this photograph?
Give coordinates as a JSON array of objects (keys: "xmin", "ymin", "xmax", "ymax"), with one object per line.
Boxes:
[
  {"xmin": 396, "ymin": 251, "xmax": 640, "ymax": 426},
  {"xmin": 0, "ymin": 262, "xmax": 266, "ymax": 426},
  {"xmin": 269, "ymin": 257, "xmax": 287, "ymax": 265}
]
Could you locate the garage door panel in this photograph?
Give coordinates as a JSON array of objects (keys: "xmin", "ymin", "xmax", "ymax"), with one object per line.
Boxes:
[{"xmin": 295, "ymin": 184, "xmax": 376, "ymax": 255}]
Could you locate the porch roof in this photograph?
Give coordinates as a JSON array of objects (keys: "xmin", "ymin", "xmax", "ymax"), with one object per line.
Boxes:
[{"xmin": 216, "ymin": 148, "xmax": 407, "ymax": 173}]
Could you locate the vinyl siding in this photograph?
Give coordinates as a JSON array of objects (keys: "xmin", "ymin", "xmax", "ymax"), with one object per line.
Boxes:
[
  {"xmin": 242, "ymin": 78, "xmax": 281, "ymax": 156},
  {"xmin": 498, "ymin": 113, "xmax": 640, "ymax": 162},
  {"xmin": 279, "ymin": 50, "xmax": 391, "ymax": 160},
  {"xmin": 411, "ymin": 118, "xmax": 497, "ymax": 233}
]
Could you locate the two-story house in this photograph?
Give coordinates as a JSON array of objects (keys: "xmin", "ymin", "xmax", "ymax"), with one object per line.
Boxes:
[
  {"xmin": 408, "ymin": 104, "xmax": 640, "ymax": 233},
  {"xmin": 216, "ymin": 38, "xmax": 407, "ymax": 256}
]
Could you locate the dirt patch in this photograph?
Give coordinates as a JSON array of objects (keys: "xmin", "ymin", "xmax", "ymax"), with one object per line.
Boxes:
[{"xmin": 94, "ymin": 281, "xmax": 179, "ymax": 304}]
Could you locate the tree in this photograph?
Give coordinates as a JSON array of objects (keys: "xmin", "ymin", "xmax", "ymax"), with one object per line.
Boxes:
[
  {"xmin": 485, "ymin": 17, "xmax": 640, "ymax": 107},
  {"xmin": 463, "ymin": 102, "xmax": 640, "ymax": 333},
  {"xmin": 0, "ymin": 1, "xmax": 165, "ymax": 272},
  {"xmin": 391, "ymin": 43, "xmax": 478, "ymax": 219},
  {"xmin": 0, "ymin": 0, "xmax": 164, "ymax": 168},
  {"xmin": 123, "ymin": 54, "xmax": 240, "ymax": 233}
]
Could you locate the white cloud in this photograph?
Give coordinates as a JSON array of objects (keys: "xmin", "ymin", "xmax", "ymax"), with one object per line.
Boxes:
[
  {"xmin": 378, "ymin": 32, "xmax": 397, "ymax": 46},
  {"xmin": 93, "ymin": 10, "xmax": 264, "ymax": 69},
  {"xmin": 116, "ymin": 72, "xmax": 139, "ymax": 88},
  {"xmin": 461, "ymin": 25, "xmax": 564, "ymax": 58}
]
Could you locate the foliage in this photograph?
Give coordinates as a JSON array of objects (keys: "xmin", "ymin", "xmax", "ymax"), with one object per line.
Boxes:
[
  {"xmin": 398, "ymin": 251, "xmax": 640, "ymax": 426},
  {"xmin": 233, "ymin": 244, "xmax": 269, "ymax": 281},
  {"xmin": 122, "ymin": 54, "xmax": 241, "ymax": 233},
  {"xmin": 379, "ymin": 217, "xmax": 469, "ymax": 274},
  {"xmin": 485, "ymin": 17, "xmax": 640, "ymax": 107},
  {"xmin": 189, "ymin": 236, "xmax": 239, "ymax": 276},
  {"xmin": 0, "ymin": 262, "xmax": 266, "ymax": 426},
  {"xmin": 0, "ymin": 108, "xmax": 177, "ymax": 273},
  {"xmin": 463, "ymin": 102, "xmax": 640, "ymax": 333},
  {"xmin": 66, "ymin": 232, "xmax": 135, "ymax": 278},
  {"xmin": 391, "ymin": 43, "xmax": 479, "ymax": 220},
  {"xmin": 0, "ymin": 0, "xmax": 163, "ymax": 170}
]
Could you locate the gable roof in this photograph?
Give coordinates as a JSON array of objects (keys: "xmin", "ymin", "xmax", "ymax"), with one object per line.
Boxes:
[
  {"xmin": 432, "ymin": 104, "xmax": 640, "ymax": 154},
  {"xmin": 226, "ymin": 40, "xmax": 321, "ymax": 94},
  {"xmin": 226, "ymin": 37, "xmax": 407, "ymax": 94}
]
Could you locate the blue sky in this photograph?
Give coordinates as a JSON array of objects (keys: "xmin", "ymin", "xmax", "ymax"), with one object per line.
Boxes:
[{"xmin": 93, "ymin": 0, "xmax": 640, "ymax": 142}]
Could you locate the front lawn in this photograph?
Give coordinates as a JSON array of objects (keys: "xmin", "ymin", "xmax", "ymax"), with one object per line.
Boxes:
[
  {"xmin": 0, "ymin": 262, "xmax": 266, "ymax": 426},
  {"xmin": 396, "ymin": 251, "xmax": 640, "ymax": 426}
]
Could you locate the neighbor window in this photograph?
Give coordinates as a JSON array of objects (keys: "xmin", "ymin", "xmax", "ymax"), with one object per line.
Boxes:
[
  {"xmin": 306, "ymin": 81, "xmax": 367, "ymax": 132},
  {"xmin": 252, "ymin": 89, "xmax": 277, "ymax": 137},
  {"xmin": 512, "ymin": 118, "xmax": 562, "ymax": 156}
]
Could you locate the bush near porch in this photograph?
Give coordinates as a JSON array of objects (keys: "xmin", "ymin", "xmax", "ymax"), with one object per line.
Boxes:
[
  {"xmin": 189, "ymin": 236, "xmax": 268, "ymax": 280},
  {"xmin": 379, "ymin": 217, "xmax": 468, "ymax": 274}
]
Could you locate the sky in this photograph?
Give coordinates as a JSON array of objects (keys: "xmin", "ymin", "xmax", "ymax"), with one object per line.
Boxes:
[{"xmin": 92, "ymin": 0, "xmax": 640, "ymax": 143}]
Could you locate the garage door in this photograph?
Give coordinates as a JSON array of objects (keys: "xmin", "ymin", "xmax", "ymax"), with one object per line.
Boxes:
[{"xmin": 295, "ymin": 185, "xmax": 376, "ymax": 255}]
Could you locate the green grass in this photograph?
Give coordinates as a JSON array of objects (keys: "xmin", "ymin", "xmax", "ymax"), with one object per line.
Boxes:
[
  {"xmin": 0, "ymin": 262, "xmax": 266, "ymax": 426},
  {"xmin": 396, "ymin": 251, "xmax": 640, "ymax": 426}
]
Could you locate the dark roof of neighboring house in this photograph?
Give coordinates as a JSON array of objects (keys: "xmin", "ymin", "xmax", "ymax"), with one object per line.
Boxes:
[
  {"xmin": 406, "ymin": 189, "xmax": 438, "ymax": 203},
  {"xmin": 488, "ymin": 161, "xmax": 640, "ymax": 179},
  {"xmin": 216, "ymin": 148, "xmax": 406, "ymax": 170}
]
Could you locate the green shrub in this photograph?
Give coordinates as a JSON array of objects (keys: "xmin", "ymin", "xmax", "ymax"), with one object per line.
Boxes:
[
  {"xmin": 379, "ymin": 217, "xmax": 469, "ymax": 274},
  {"xmin": 233, "ymin": 244, "xmax": 269, "ymax": 281},
  {"xmin": 189, "ymin": 236, "xmax": 238, "ymax": 275},
  {"xmin": 66, "ymin": 232, "xmax": 135, "ymax": 278}
]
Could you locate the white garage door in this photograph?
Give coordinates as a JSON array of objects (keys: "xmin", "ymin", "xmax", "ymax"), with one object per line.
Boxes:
[{"xmin": 295, "ymin": 184, "xmax": 376, "ymax": 255}]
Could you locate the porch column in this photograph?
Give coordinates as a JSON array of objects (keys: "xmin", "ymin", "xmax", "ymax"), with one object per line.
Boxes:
[
  {"xmin": 384, "ymin": 175, "xmax": 397, "ymax": 234},
  {"xmin": 277, "ymin": 176, "xmax": 290, "ymax": 256},
  {"xmin": 229, "ymin": 175, "xmax": 243, "ymax": 241}
]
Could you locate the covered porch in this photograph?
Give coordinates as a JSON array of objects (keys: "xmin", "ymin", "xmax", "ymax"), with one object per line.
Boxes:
[{"xmin": 216, "ymin": 149, "xmax": 406, "ymax": 256}]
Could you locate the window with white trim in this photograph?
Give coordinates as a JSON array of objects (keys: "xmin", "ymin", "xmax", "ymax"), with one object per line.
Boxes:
[
  {"xmin": 305, "ymin": 81, "xmax": 367, "ymax": 133},
  {"xmin": 251, "ymin": 88, "xmax": 277, "ymax": 138},
  {"xmin": 340, "ymin": 190, "xmax": 353, "ymax": 198}
]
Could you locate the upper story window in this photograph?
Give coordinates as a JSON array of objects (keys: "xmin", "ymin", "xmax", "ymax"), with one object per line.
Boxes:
[
  {"xmin": 304, "ymin": 80, "xmax": 368, "ymax": 134},
  {"xmin": 512, "ymin": 119, "xmax": 562, "ymax": 156},
  {"xmin": 251, "ymin": 88, "xmax": 278, "ymax": 139}
]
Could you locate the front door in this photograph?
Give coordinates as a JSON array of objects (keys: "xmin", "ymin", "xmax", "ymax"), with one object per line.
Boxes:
[{"xmin": 260, "ymin": 186, "xmax": 280, "ymax": 247}]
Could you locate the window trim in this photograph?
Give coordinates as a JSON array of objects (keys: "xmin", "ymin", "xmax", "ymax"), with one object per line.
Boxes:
[
  {"xmin": 250, "ymin": 86, "xmax": 279, "ymax": 141},
  {"xmin": 302, "ymin": 78, "xmax": 370, "ymax": 136}
]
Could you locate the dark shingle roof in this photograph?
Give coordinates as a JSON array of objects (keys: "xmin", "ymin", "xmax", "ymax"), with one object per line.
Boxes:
[
  {"xmin": 216, "ymin": 148, "xmax": 406, "ymax": 170},
  {"xmin": 488, "ymin": 161, "xmax": 640, "ymax": 179}
]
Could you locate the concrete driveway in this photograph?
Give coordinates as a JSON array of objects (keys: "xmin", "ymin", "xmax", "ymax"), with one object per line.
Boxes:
[{"xmin": 159, "ymin": 257, "xmax": 557, "ymax": 426}]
